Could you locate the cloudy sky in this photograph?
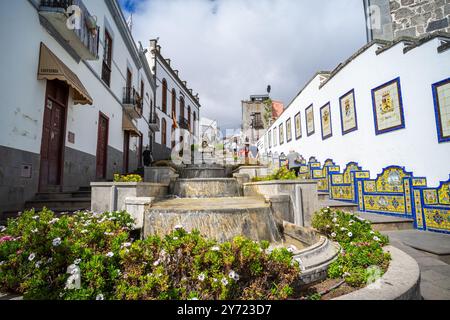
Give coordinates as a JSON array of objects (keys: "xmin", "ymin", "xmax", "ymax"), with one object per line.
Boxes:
[{"xmin": 119, "ymin": 0, "xmax": 368, "ymax": 130}]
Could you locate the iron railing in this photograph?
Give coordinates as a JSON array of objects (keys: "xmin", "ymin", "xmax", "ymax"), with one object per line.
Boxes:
[
  {"xmin": 179, "ymin": 117, "xmax": 190, "ymax": 131},
  {"xmin": 123, "ymin": 87, "xmax": 143, "ymax": 116},
  {"xmin": 40, "ymin": 0, "xmax": 99, "ymax": 59}
]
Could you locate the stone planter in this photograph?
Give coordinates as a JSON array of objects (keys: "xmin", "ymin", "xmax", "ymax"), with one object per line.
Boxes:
[
  {"xmin": 243, "ymin": 180, "xmax": 319, "ymax": 227},
  {"xmin": 90, "ymin": 182, "xmax": 168, "ymax": 213},
  {"xmin": 232, "ymin": 165, "xmax": 271, "ymax": 180},
  {"xmin": 144, "ymin": 166, "xmax": 178, "ymax": 184}
]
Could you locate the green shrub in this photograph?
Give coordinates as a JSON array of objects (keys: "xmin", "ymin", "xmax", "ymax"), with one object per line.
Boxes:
[
  {"xmin": 113, "ymin": 174, "xmax": 142, "ymax": 183},
  {"xmin": 252, "ymin": 166, "xmax": 297, "ymax": 182},
  {"xmin": 0, "ymin": 209, "xmax": 300, "ymax": 300},
  {"xmin": 312, "ymin": 207, "xmax": 390, "ymax": 288}
]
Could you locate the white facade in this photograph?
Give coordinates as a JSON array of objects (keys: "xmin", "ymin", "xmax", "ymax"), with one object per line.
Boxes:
[
  {"xmin": 200, "ymin": 117, "xmax": 219, "ymax": 143},
  {"xmin": 0, "ymin": 0, "xmax": 155, "ymax": 212},
  {"xmin": 146, "ymin": 39, "xmax": 201, "ymax": 160},
  {"xmin": 261, "ymin": 37, "xmax": 450, "ymax": 186}
]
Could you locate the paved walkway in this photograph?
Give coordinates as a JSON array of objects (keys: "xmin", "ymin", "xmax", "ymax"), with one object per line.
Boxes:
[{"xmin": 382, "ymin": 230, "xmax": 450, "ymax": 300}]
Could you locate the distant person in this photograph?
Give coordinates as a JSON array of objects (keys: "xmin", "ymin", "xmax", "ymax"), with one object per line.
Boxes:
[
  {"xmin": 143, "ymin": 146, "xmax": 152, "ymax": 167},
  {"xmin": 287, "ymin": 149, "xmax": 302, "ymax": 176}
]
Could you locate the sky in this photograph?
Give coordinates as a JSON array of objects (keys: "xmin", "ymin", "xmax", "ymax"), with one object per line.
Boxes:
[{"xmin": 119, "ymin": 0, "xmax": 368, "ymax": 130}]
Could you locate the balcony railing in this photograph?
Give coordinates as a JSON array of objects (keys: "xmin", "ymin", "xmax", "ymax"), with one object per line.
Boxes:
[
  {"xmin": 179, "ymin": 117, "xmax": 190, "ymax": 131},
  {"xmin": 149, "ymin": 112, "xmax": 160, "ymax": 132},
  {"xmin": 39, "ymin": 0, "xmax": 100, "ymax": 60},
  {"xmin": 122, "ymin": 87, "xmax": 142, "ymax": 119}
]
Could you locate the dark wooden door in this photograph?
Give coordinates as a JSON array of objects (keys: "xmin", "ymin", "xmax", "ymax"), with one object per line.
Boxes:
[
  {"xmin": 39, "ymin": 80, "xmax": 68, "ymax": 191},
  {"xmin": 123, "ymin": 131, "xmax": 130, "ymax": 174},
  {"xmin": 96, "ymin": 113, "xmax": 109, "ymax": 179}
]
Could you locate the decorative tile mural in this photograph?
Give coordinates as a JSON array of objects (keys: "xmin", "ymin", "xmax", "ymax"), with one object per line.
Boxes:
[
  {"xmin": 371, "ymin": 77, "xmax": 405, "ymax": 135},
  {"xmin": 329, "ymin": 162, "xmax": 365, "ymax": 202},
  {"xmin": 306, "ymin": 104, "xmax": 315, "ymax": 136},
  {"xmin": 339, "ymin": 89, "xmax": 358, "ymax": 135},
  {"xmin": 320, "ymin": 103, "xmax": 332, "ymax": 140},
  {"xmin": 286, "ymin": 118, "xmax": 292, "ymax": 142},
  {"xmin": 279, "ymin": 123, "xmax": 284, "ymax": 145},
  {"xmin": 432, "ymin": 78, "xmax": 450, "ymax": 143},
  {"xmin": 294, "ymin": 112, "xmax": 302, "ymax": 140}
]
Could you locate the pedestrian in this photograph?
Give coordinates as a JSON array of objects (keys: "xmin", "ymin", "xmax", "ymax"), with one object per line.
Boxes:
[{"xmin": 287, "ymin": 149, "xmax": 303, "ymax": 176}]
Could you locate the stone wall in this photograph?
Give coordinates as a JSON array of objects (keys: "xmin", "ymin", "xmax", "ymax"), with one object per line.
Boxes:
[{"xmin": 390, "ymin": 0, "xmax": 450, "ymax": 38}]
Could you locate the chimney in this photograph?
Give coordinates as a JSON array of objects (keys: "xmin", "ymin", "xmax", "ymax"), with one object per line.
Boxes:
[
  {"xmin": 174, "ymin": 70, "xmax": 179, "ymax": 76},
  {"xmin": 189, "ymin": 89, "xmax": 193, "ymax": 94},
  {"xmin": 183, "ymin": 81, "xmax": 187, "ymax": 87},
  {"xmin": 165, "ymin": 58, "xmax": 171, "ymax": 66},
  {"xmin": 156, "ymin": 45, "xmax": 161, "ymax": 53},
  {"xmin": 150, "ymin": 39, "xmax": 157, "ymax": 50}
]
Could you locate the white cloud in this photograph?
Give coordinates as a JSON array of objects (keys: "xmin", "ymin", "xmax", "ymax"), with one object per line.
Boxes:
[{"xmin": 130, "ymin": 0, "xmax": 367, "ymax": 130}]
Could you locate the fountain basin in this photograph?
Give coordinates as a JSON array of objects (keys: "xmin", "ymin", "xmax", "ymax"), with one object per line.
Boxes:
[
  {"xmin": 172, "ymin": 178, "xmax": 241, "ymax": 198},
  {"xmin": 180, "ymin": 166, "xmax": 226, "ymax": 179}
]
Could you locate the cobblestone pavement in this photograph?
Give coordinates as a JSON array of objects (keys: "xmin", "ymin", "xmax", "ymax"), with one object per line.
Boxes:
[{"xmin": 382, "ymin": 230, "xmax": 450, "ymax": 300}]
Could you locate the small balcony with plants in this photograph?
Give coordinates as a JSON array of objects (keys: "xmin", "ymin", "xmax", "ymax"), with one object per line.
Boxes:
[
  {"xmin": 39, "ymin": 0, "xmax": 100, "ymax": 60},
  {"xmin": 122, "ymin": 87, "xmax": 143, "ymax": 119}
]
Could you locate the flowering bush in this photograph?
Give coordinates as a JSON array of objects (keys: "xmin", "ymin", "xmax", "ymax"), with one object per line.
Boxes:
[
  {"xmin": 252, "ymin": 166, "xmax": 297, "ymax": 182},
  {"xmin": 113, "ymin": 174, "xmax": 143, "ymax": 183},
  {"xmin": 312, "ymin": 208, "xmax": 390, "ymax": 287},
  {"xmin": 0, "ymin": 209, "xmax": 300, "ymax": 300}
]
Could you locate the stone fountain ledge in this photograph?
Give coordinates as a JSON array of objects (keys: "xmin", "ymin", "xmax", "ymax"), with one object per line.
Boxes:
[{"xmin": 333, "ymin": 245, "xmax": 421, "ymax": 300}]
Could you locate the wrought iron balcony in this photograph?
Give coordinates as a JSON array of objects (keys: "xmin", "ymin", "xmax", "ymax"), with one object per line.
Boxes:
[
  {"xmin": 179, "ymin": 117, "xmax": 190, "ymax": 131},
  {"xmin": 39, "ymin": 0, "xmax": 99, "ymax": 60},
  {"xmin": 149, "ymin": 112, "xmax": 160, "ymax": 132},
  {"xmin": 123, "ymin": 87, "xmax": 143, "ymax": 119}
]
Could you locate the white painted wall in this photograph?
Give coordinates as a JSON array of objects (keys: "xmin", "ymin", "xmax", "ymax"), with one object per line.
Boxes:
[
  {"xmin": 261, "ymin": 39, "xmax": 450, "ymax": 186},
  {"xmin": 146, "ymin": 47, "xmax": 201, "ymax": 149},
  {"xmin": 0, "ymin": 0, "xmax": 153, "ymax": 158}
]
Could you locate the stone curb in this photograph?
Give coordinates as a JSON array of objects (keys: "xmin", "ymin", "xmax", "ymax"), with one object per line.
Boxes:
[{"xmin": 333, "ymin": 245, "xmax": 421, "ymax": 300}]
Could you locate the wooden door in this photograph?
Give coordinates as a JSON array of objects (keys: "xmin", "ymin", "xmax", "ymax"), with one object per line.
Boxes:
[
  {"xmin": 39, "ymin": 80, "xmax": 68, "ymax": 191},
  {"xmin": 123, "ymin": 131, "xmax": 130, "ymax": 174},
  {"xmin": 96, "ymin": 113, "xmax": 109, "ymax": 179}
]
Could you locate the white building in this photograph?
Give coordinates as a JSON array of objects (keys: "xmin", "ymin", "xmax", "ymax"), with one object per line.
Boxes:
[
  {"xmin": 200, "ymin": 117, "xmax": 219, "ymax": 143},
  {"xmin": 260, "ymin": 33, "xmax": 450, "ymax": 186},
  {"xmin": 146, "ymin": 39, "xmax": 201, "ymax": 161},
  {"xmin": 0, "ymin": 0, "xmax": 156, "ymax": 214}
]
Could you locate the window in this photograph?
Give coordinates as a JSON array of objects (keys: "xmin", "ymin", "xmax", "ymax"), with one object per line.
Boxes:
[
  {"xmin": 139, "ymin": 80, "xmax": 144, "ymax": 115},
  {"xmin": 188, "ymin": 106, "xmax": 191, "ymax": 132},
  {"xmin": 180, "ymin": 96, "xmax": 185, "ymax": 120},
  {"xmin": 171, "ymin": 89, "xmax": 177, "ymax": 119},
  {"xmin": 102, "ymin": 30, "xmax": 112, "ymax": 86},
  {"xmin": 193, "ymin": 111, "xmax": 197, "ymax": 135},
  {"xmin": 161, "ymin": 79, "xmax": 167, "ymax": 113},
  {"xmin": 161, "ymin": 118, "xmax": 167, "ymax": 146}
]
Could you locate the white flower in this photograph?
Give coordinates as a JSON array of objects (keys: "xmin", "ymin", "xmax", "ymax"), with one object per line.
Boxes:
[
  {"xmin": 153, "ymin": 259, "xmax": 160, "ymax": 267},
  {"xmin": 198, "ymin": 273, "xmax": 206, "ymax": 281},
  {"xmin": 335, "ymin": 224, "xmax": 340, "ymax": 227},
  {"xmin": 0, "ymin": 261, "xmax": 5, "ymax": 266},
  {"xmin": 343, "ymin": 272, "xmax": 351, "ymax": 277},
  {"xmin": 370, "ymin": 231, "xmax": 375, "ymax": 234},
  {"xmin": 35, "ymin": 260, "xmax": 42, "ymax": 268},
  {"xmin": 340, "ymin": 227, "xmax": 347, "ymax": 231},
  {"xmin": 173, "ymin": 237, "xmax": 178, "ymax": 240},
  {"xmin": 32, "ymin": 215, "xmax": 39, "ymax": 220},
  {"xmin": 47, "ymin": 257, "xmax": 53, "ymax": 263},
  {"xmin": 287, "ymin": 245, "xmax": 297, "ymax": 253},
  {"xmin": 104, "ymin": 232, "xmax": 114, "ymax": 236},
  {"xmin": 122, "ymin": 242, "xmax": 132, "ymax": 248},
  {"xmin": 81, "ymin": 229, "xmax": 88, "ymax": 234},
  {"xmin": 52, "ymin": 237, "xmax": 62, "ymax": 246},
  {"xmin": 213, "ymin": 278, "xmax": 218, "ymax": 282},
  {"xmin": 28, "ymin": 253, "xmax": 36, "ymax": 261},
  {"xmin": 221, "ymin": 278, "xmax": 229, "ymax": 286},
  {"xmin": 326, "ymin": 225, "xmax": 330, "ymax": 229},
  {"xmin": 190, "ymin": 297, "xmax": 199, "ymax": 300},
  {"xmin": 174, "ymin": 224, "xmax": 183, "ymax": 230},
  {"xmin": 0, "ymin": 226, "xmax": 6, "ymax": 233},
  {"xmin": 373, "ymin": 236, "xmax": 380, "ymax": 242},
  {"xmin": 31, "ymin": 228, "xmax": 38, "ymax": 233},
  {"xmin": 331, "ymin": 233, "xmax": 337, "ymax": 238},
  {"xmin": 49, "ymin": 218, "xmax": 59, "ymax": 224},
  {"xmin": 228, "ymin": 270, "xmax": 240, "ymax": 281},
  {"xmin": 106, "ymin": 252, "xmax": 114, "ymax": 258},
  {"xmin": 96, "ymin": 294, "xmax": 104, "ymax": 300},
  {"xmin": 332, "ymin": 218, "xmax": 337, "ymax": 223},
  {"xmin": 347, "ymin": 232, "xmax": 353, "ymax": 237},
  {"xmin": 211, "ymin": 246, "xmax": 220, "ymax": 251},
  {"xmin": 74, "ymin": 259, "xmax": 81, "ymax": 265}
]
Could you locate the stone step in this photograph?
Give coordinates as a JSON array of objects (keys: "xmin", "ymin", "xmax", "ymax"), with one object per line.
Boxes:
[
  {"xmin": 355, "ymin": 212, "xmax": 414, "ymax": 232},
  {"xmin": 317, "ymin": 192, "xmax": 330, "ymax": 201},
  {"xmin": 172, "ymin": 178, "xmax": 241, "ymax": 198},
  {"xmin": 319, "ymin": 199, "xmax": 358, "ymax": 212},
  {"xmin": 34, "ymin": 191, "xmax": 91, "ymax": 200},
  {"xmin": 25, "ymin": 198, "xmax": 91, "ymax": 211}
]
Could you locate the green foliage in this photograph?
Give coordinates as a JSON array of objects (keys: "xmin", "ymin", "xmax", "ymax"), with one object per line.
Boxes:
[
  {"xmin": 0, "ymin": 209, "xmax": 300, "ymax": 300},
  {"xmin": 312, "ymin": 207, "xmax": 390, "ymax": 288},
  {"xmin": 113, "ymin": 174, "xmax": 143, "ymax": 183},
  {"xmin": 252, "ymin": 166, "xmax": 297, "ymax": 182}
]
